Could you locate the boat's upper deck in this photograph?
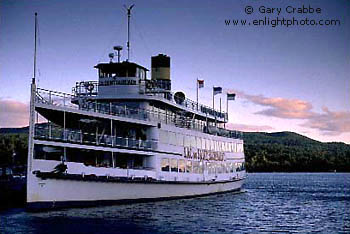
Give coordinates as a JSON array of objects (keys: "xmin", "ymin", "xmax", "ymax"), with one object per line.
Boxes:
[
  {"xmin": 36, "ymin": 87, "xmax": 242, "ymax": 140},
  {"xmin": 72, "ymin": 80, "xmax": 227, "ymax": 122}
]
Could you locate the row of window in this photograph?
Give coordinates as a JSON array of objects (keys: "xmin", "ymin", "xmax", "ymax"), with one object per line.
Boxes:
[
  {"xmin": 161, "ymin": 158, "xmax": 245, "ymax": 174},
  {"xmin": 159, "ymin": 130, "xmax": 244, "ymax": 153}
]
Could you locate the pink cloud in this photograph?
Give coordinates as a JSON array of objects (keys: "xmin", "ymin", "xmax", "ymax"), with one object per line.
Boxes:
[
  {"xmin": 302, "ymin": 107, "xmax": 350, "ymax": 136},
  {"xmin": 226, "ymin": 123, "xmax": 274, "ymax": 132},
  {"xmin": 0, "ymin": 99, "xmax": 29, "ymax": 128},
  {"xmin": 230, "ymin": 90, "xmax": 314, "ymax": 119},
  {"xmin": 229, "ymin": 89, "xmax": 350, "ymax": 136}
]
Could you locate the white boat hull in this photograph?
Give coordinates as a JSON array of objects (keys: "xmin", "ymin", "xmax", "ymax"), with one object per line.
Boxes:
[{"xmin": 27, "ymin": 173, "xmax": 244, "ymax": 210}]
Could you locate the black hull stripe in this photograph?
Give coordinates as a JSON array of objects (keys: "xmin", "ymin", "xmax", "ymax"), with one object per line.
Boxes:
[{"xmin": 34, "ymin": 171, "xmax": 245, "ymax": 185}]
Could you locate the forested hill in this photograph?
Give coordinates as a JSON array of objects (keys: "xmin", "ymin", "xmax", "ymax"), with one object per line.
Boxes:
[
  {"xmin": 0, "ymin": 127, "xmax": 349, "ymax": 172},
  {"xmin": 243, "ymin": 132, "xmax": 350, "ymax": 172}
]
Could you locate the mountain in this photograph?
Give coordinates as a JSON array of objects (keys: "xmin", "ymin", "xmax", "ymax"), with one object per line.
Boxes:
[
  {"xmin": 0, "ymin": 126, "xmax": 29, "ymax": 134},
  {"xmin": 243, "ymin": 131, "xmax": 350, "ymax": 172},
  {"xmin": 1, "ymin": 126, "xmax": 349, "ymax": 172}
]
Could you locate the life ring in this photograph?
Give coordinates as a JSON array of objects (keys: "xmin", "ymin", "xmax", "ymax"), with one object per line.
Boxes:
[{"xmin": 87, "ymin": 83, "xmax": 94, "ymax": 92}]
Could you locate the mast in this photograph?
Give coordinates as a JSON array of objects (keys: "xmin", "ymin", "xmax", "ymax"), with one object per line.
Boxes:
[
  {"xmin": 125, "ymin": 4, "xmax": 134, "ymax": 61},
  {"xmin": 28, "ymin": 12, "xmax": 38, "ymax": 176},
  {"xmin": 33, "ymin": 12, "xmax": 38, "ymax": 84}
]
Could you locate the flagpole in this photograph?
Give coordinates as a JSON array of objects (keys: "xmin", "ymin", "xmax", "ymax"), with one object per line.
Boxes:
[
  {"xmin": 212, "ymin": 86, "xmax": 214, "ymax": 110},
  {"xmin": 213, "ymin": 86, "xmax": 216, "ymax": 127},
  {"xmin": 225, "ymin": 95, "xmax": 228, "ymax": 129},
  {"xmin": 196, "ymin": 78, "xmax": 199, "ymax": 111},
  {"xmin": 220, "ymin": 97, "xmax": 222, "ymax": 128}
]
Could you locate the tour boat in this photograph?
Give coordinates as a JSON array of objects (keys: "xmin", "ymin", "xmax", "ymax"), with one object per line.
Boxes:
[{"xmin": 26, "ymin": 8, "xmax": 245, "ymax": 210}]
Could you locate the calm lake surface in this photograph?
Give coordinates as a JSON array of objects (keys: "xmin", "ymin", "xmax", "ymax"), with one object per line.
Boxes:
[{"xmin": 1, "ymin": 173, "xmax": 349, "ymax": 233}]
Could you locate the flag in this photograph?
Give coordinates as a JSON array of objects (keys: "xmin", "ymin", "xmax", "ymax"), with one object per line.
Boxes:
[
  {"xmin": 213, "ymin": 86, "xmax": 222, "ymax": 95},
  {"xmin": 227, "ymin": 93, "xmax": 236, "ymax": 100},
  {"xmin": 197, "ymin": 79, "xmax": 204, "ymax": 88}
]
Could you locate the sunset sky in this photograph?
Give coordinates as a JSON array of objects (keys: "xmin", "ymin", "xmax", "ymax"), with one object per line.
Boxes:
[{"xmin": 1, "ymin": 0, "xmax": 349, "ymax": 143}]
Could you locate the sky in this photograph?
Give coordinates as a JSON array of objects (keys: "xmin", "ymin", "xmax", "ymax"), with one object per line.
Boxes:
[{"xmin": 0, "ymin": 0, "xmax": 349, "ymax": 143}]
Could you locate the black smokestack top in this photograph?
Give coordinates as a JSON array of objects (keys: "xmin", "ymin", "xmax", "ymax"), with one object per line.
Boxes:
[{"xmin": 152, "ymin": 54, "xmax": 170, "ymax": 68}]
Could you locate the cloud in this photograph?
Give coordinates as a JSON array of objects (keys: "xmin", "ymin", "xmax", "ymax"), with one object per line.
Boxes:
[
  {"xmin": 230, "ymin": 90, "xmax": 314, "ymax": 119},
  {"xmin": 302, "ymin": 107, "xmax": 350, "ymax": 136},
  {"xmin": 229, "ymin": 89, "xmax": 350, "ymax": 136},
  {"xmin": 226, "ymin": 123, "xmax": 274, "ymax": 132},
  {"xmin": 0, "ymin": 99, "xmax": 29, "ymax": 128}
]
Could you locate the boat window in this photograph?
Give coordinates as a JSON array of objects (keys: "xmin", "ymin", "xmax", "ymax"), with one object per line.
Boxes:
[
  {"xmin": 237, "ymin": 143, "xmax": 243, "ymax": 152},
  {"xmin": 170, "ymin": 159, "xmax": 178, "ymax": 172},
  {"xmin": 236, "ymin": 162, "xmax": 242, "ymax": 171},
  {"xmin": 216, "ymin": 163, "xmax": 222, "ymax": 174},
  {"xmin": 207, "ymin": 162, "xmax": 211, "ymax": 174},
  {"xmin": 199, "ymin": 161, "xmax": 204, "ymax": 174},
  {"xmin": 190, "ymin": 136, "xmax": 196, "ymax": 148},
  {"xmin": 169, "ymin": 132, "xmax": 176, "ymax": 145},
  {"xmin": 196, "ymin": 137, "xmax": 201, "ymax": 149},
  {"xmin": 161, "ymin": 158, "xmax": 170, "ymax": 172},
  {"xmin": 209, "ymin": 162, "xmax": 216, "ymax": 174},
  {"xmin": 222, "ymin": 163, "xmax": 227, "ymax": 173},
  {"xmin": 176, "ymin": 133, "xmax": 183, "ymax": 146},
  {"xmin": 201, "ymin": 138, "xmax": 206, "ymax": 150},
  {"xmin": 232, "ymin": 143, "xmax": 236, "ymax": 152},
  {"xmin": 178, "ymin": 159, "xmax": 185, "ymax": 173},
  {"xmin": 230, "ymin": 163, "xmax": 235, "ymax": 173},
  {"xmin": 209, "ymin": 162, "xmax": 215, "ymax": 174},
  {"xmin": 193, "ymin": 161, "xmax": 199, "ymax": 174},
  {"xmin": 34, "ymin": 145, "xmax": 62, "ymax": 161},
  {"xmin": 225, "ymin": 163, "xmax": 230, "ymax": 173},
  {"xmin": 184, "ymin": 135, "xmax": 190, "ymax": 147},
  {"xmin": 96, "ymin": 152, "xmax": 113, "ymax": 168},
  {"xmin": 186, "ymin": 160, "xmax": 192, "ymax": 173},
  {"xmin": 159, "ymin": 130, "xmax": 168, "ymax": 144},
  {"xmin": 205, "ymin": 139, "xmax": 210, "ymax": 150}
]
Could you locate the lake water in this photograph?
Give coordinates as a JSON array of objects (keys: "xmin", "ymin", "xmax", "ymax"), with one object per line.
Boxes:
[{"xmin": 1, "ymin": 173, "xmax": 349, "ymax": 233}]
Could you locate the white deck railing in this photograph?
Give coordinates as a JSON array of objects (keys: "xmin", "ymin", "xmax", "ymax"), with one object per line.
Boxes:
[{"xmin": 34, "ymin": 125, "xmax": 157, "ymax": 150}]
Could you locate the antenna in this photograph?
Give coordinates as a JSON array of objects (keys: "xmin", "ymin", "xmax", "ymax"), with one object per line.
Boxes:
[
  {"xmin": 33, "ymin": 12, "xmax": 38, "ymax": 84},
  {"xmin": 113, "ymin": 46, "xmax": 123, "ymax": 63},
  {"xmin": 124, "ymin": 4, "xmax": 134, "ymax": 61}
]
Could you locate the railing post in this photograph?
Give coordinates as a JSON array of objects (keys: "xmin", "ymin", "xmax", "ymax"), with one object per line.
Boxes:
[
  {"xmin": 165, "ymin": 109, "xmax": 167, "ymax": 124},
  {"xmin": 49, "ymin": 91, "xmax": 52, "ymax": 104},
  {"xmin": 48, "ymin": 122, "xmax": 52, "ymax": 139}
]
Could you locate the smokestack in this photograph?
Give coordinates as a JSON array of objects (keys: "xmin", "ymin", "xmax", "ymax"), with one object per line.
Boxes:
[{"xmin": 151, "ymin": 54, "xmax": 171, "ymax": 90}]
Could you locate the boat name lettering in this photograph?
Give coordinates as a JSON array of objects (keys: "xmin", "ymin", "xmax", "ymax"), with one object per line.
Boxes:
[
  {"xmin": 183, "ymin": 147, "xmax": 224, "ymax": 161},
  {"xmin": 99, "ymin": 79, "xmax": 137, "ymax": 86}
]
